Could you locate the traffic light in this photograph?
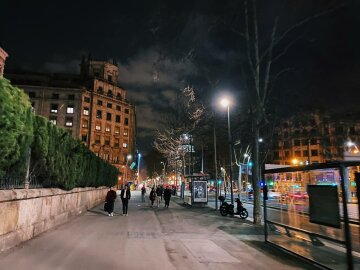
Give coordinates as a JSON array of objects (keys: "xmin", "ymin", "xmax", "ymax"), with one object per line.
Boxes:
[{"xmin": 263, "ymin": 184, "xmax": 268, "ymax": 201}]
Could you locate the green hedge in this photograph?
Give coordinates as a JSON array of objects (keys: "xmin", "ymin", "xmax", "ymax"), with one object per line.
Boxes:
[
  {"xmin": 0, "ymin": 78, "xmax": 33, "ymax": 177},
  {"xmin": 0, "ymin": 78, "xmax": 118, "ymax": 189}
]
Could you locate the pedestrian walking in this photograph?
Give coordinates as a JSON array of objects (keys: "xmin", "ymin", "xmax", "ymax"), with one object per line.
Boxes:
[
  {"xmin": 160, "ymin": 185, "xmax": 164, "ymax": 201},
  {"xmin": 141, "ymin": 185, "xmax": 146, "ymax": 202},
  {"xmin": 163, "ymin": 186, "xmax": 171, "ymax": 208},
  {"xmin": 149, "ymin": 187, "xmax": 156, "ymax": 208},
  {"xmin": 105, "ymin": 187, "xmax": 117, "ymax": 216},
  {"xmin": 156, "ymin": 186, "xmax": 163, "ymax": 208},
  {"xmin": 120, "ymin": 185, "xmax": 131, "ymax": 216}
]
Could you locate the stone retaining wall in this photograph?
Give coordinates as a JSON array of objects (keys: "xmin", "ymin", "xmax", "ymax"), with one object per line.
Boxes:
[{"xmin": 0, "ymin": 187, "xmax": 107, "ymax": 253}]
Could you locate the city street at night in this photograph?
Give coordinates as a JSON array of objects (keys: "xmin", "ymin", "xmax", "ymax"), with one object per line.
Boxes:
[
  {"xmin": 0, "ymin": 191, "xmax": 313, "ymax": 270},
  {"xmin": 1, "ymin": 1, "xmax": 360, "ymax": 269}
]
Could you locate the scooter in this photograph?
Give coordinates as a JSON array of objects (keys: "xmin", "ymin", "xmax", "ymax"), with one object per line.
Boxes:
[{"xmin": 218, "ymin": 196, "xmax": 248, "ymax": 219}]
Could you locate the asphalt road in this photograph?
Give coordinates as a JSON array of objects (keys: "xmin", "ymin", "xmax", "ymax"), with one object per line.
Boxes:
[
  {"xmin": 206, "ymin": 195, "xmax": 360, "ymax": 253},
  {"xmin": 0, "ymin": 191, "xmax": 313, "ymax": 270}
]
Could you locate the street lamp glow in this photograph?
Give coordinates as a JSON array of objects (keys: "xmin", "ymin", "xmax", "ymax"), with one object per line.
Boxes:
[
  {"xmin": 127, "ymin": 154, "xmax": 132, "ymax": 160},
  {"xmin": 220, "ymin": 98, "xmax": 230, "ymax": 108},
  {"xmin": 292, "ymin": 158, "xmax": 299, "ymax": 165},
  {"xmin": 244, "ymin": 153, "xmax": 249, "ymax": 158},
  {"xmin": 347, "ymin": 141, "xmax": 355, "ymax": 147},
  {"xmin": 258, "ymin": 138, "xmax": 263, "ymax": 143}
]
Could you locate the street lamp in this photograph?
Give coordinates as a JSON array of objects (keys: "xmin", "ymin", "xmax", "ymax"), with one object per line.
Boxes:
[
  {"xmin": 137, "ymin": 153, "xmax": 141, "ymax": 184},
  {"xmin": 220, "ymin": 97, "xmax": 234, "ymax": 204},
  {"xmin": 124, "ymin": 154, "xmax": 132, "ymax": 186}
]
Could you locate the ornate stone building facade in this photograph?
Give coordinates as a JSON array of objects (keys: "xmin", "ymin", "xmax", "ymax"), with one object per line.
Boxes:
[
  {"xmin": 5, "ymin": 57, "xmax": 136, "ymax": 184},
  {"xmin": 0, "ymin": 46, "xmax": 9, "ymax": 77},
  {"xmin": 269, "ymin": 112, "xmax": 360, "ymax": 165}
]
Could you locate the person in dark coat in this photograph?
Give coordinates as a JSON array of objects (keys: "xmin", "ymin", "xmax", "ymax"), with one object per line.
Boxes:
[
  {"xmin": 156, "ymin": 186, "xmax": 163, "ymax": 208},
  {"xmin": 141, "ymin": 185, "xmax": 146, "ymax": 202},
  {"xmin": 120, "ymin": 185, "xmax": 131, "ymax": 216},
  {"xmin": 149, "ymin": 187, "xmax": 156, "ymax": 208},
  {"xmin": 105, "ymin": 187, "xmax": 117, "ymax": 216},
  {"xmin": 163, "ymin": 186, "xmax": 172, "ymax": 208}
]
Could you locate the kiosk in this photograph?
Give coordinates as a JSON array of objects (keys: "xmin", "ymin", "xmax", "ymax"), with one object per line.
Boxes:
[{"xmin": 183, "ymin": 174, "xmax": 209, "ymax": 206}]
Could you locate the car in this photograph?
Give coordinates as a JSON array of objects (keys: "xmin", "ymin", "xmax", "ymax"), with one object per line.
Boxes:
[
  {"xmin": 287, "ymin": 191, "xmax": 308, "ymax": 201},
  {"xmin": 267, "ymin": 189, "xmax": 281, "ymax": 198}
]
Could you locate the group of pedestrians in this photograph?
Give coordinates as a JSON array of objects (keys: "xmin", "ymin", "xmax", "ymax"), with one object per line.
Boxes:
[
  {"xmin": 105, "ymin": 185, "xmax": 131, "ymax": 217},
  {"xmin": 104, "ymin": 184, "xmax": 172, "ymax": 217},
  {"xmin": 149, "ymin": 185, "xmax": 172, "ymax": 208}
]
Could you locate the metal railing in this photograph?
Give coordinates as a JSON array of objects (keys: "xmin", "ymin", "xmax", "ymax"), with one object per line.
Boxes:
[{"xmin": 0, "ymin": 175, "xmax": 42, "ymax": 190}]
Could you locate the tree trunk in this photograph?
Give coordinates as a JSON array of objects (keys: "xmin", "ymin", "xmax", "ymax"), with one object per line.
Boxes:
[{"xmin": 252, "ymin": 126, "xmax": 261, "ymax": 224}]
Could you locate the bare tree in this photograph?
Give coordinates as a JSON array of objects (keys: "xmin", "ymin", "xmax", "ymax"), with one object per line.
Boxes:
[
  {"xmin": 238, "ymin": 0, "xmax": 341, "ymax": 224},
  {"xmin": 153, "ymin": 86, "xmax": 204, "ymax": 171}
]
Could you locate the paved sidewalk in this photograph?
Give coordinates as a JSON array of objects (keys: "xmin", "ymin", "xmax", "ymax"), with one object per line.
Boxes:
[{"xmin": 0, "ymin": 191, "xmax": 313, "ymax": 270}]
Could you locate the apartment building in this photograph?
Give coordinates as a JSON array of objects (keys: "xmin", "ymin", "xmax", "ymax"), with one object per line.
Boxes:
[{"xmin": 5, "ymin": 57, "xmax": 136, "ymax": 182}]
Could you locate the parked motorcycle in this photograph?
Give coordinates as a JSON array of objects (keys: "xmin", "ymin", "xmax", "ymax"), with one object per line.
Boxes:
[{"xmin": 218, "ymin": 196, "xmax": 248, "ymax": 219}]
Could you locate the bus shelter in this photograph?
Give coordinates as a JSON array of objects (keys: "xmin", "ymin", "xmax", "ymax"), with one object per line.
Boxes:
[
  {"xmin": 181, "ymin": 174, "xmax": 209, "ymax": 206},
  {"xmin": 263, "ymin": 161, "xmax": 360, "ymax": 270}
]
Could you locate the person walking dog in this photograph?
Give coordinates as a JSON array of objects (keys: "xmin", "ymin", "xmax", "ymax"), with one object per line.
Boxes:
[{"xmin": 120, "ymin": 185, "xmax": 131, "ymax": 216}]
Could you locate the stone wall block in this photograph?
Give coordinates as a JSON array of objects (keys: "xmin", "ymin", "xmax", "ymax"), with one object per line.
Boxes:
[
  {"xmin": 0, "ymin": 201, "xmax": 19, "ymax": 235},
  {"xmin": 0, "ymin": 187, "xmax": 108, "ymax": 253}
]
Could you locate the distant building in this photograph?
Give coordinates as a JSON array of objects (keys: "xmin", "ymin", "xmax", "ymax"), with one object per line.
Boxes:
[
  {"xmin": 269, "ymin": 111, "xmax": 360, "ymax": 165},
  {"xmin": 0, "ymin": 46, "xmax": 9, "ymax": 77},
  {"xmin": 5, "ymin": 56, "xmax": 137, "ymax": 184}
]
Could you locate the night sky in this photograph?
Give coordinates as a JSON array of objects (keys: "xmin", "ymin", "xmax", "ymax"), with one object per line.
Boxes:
[{"xmin": 1, "ymin": 0, "xmax": 359, "ymax": 154}]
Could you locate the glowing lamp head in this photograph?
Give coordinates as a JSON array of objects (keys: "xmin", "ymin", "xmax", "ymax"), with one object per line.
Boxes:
[
  {"xmin": 292, "ymin": 158, "xmax": 299, "ymax": 165},
  {"xmin": 127, "ymin": 154, "xmax": 132, "ymax": 160},
  {"xmin": 220, "ymin": 98, "xmax": 230, "ymax": 108},
  {"xmin": 347, "ymin": 141, "xmax": 355, "ymax": 147}
]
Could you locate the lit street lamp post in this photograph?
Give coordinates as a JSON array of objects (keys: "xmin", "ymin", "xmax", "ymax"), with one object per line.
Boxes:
[
  {"xmin": 220, "ymin": 97, "xmax": 234, "ymax": 205},
  {"xmin": 137, "ymin": 153, "xmax": 141, "ymax": 185},
  {"xmin": 124, "ymin": 154, "xmax": 132, "ymax": 186}
]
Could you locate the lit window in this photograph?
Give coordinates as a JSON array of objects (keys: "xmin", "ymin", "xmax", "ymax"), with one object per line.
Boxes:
[
  {"xmin": 67, "ymin": 105, "xmax": 74, "ymax": 114},
  {"xmin": 83, "ymin": 107, "xmax": 89, "ymax": 115},
  {"xmin": 95, "ymin": 125, "xmax": 101, "ymax": 131},
  {"xmin": 65, "ymin": 118, "xmax": 73, "ymax": 127},
  {"xmin": 105, "ymin": 126, "xmax": 111, "ymax": 132},
  {"xmin": 123, "ymin": 143, "xmax": 128, "ymax": 148},
  {"xmin": 82, "ymin": 120, "xmax": 88, "ymax": 128},
  {"xmin": 49, "ymin": 116, "xmax": 57, "ymax": 125},
  {"xmin": 50, "ymin": 104, "xmax": 58, "ymax": 113},
  {"xmin": 115, "ymin": 126, "xmax": 120, "ymax": 134},
  {"xmin": 123, "ymin": 129, "xmax": 128, "ymax": 136}
]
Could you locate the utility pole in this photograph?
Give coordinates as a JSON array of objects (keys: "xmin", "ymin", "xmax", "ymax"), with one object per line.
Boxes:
[{"xmin": 214, "ymin": 125, "xmax": 218, "ymax": 210}]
